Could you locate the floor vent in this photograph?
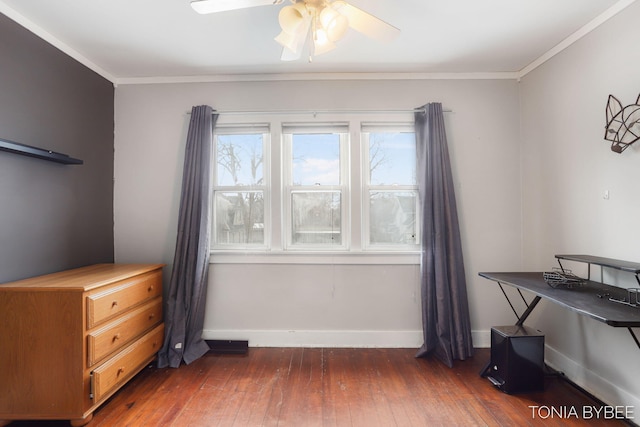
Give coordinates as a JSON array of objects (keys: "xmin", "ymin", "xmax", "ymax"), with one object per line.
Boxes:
[{"xmin": 206, "ymin": 340, "xmax": 249, "ymax": 354}]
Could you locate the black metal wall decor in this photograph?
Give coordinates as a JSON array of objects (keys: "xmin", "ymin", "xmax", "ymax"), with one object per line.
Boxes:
[{"xmin": 605, "ymin": 93, "xmax": 640, "ymax": 153}]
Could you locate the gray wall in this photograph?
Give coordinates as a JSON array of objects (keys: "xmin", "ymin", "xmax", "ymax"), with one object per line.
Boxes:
[
  {"xmin": 520, "ymin": 1, "xmax": 640, "ymax": 409},
  {"xmin": 0, "ymin": 14, "xmax": 114, "ymax": 282}
]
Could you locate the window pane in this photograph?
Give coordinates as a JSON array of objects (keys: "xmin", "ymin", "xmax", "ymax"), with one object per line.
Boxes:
[
  {"xmin": 291, "ymin": 191, "xmax": 341, "ymax": 245},
  {"xmin": 292, "ymin": 133, "xmax": 340, "ymax": 186},
  {"xmin": 216, "ymin": 134, "xmax": 263, "ymax": 186},
  {"xmin": 369, "ymin": 132, "xmax": 416, "ymax": 185},
  {"xmin": 215, "ymin": 191, "xmax": 264, "ymax": 245},
  {"xmin": 369, "ymin": 191, "xmax": 417, "ymax": 245}
]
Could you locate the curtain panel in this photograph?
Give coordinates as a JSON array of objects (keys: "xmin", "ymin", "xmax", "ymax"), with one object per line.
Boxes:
[
  {"xmin": 158, "ymin": 105, "xmax": 218, "ymax": 368},
  {"xmin": 415, "ymin": 103, "xmax": 474, "ymax": 367}
]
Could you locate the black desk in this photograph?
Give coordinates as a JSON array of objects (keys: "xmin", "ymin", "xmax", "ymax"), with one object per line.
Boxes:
[
  {"xmin": 479, "ymin": 254, "xmax": 640, "ymax": 350},
  {"xmin": 479, "ymin": 256, "xmax": 640, "ymax": 381},
  {"xmin": 478, "ymin": 271, "xmax": 640, "ymax": 327}
]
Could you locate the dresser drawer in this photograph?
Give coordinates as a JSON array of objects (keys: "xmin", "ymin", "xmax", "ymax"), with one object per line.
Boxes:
[
  {"xmin": 91, "ymin": 323, "xmax": 164, "ymax": 402},
  {"xmin": 87, "ymin": 298, "xmax": 163, "ymax": 367},
  {"xmin": 86, "ymin": 270, "xmax": 162, "ymax": 328}
]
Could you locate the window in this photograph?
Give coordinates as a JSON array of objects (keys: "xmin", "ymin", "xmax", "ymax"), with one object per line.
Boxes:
[
  {"xmin": 283, "ymin": 124, "xmax": 349, "ymax": 249},
  {"xmin": 212, "ymin": 126, "xmax": 269, "ymax": 249},
  {"xmin": 362, "ymin": 125, "xmax": 418, "ymax": 250},
  {"xmin": 210, "ymin": 119, "xmax": 419, "ymax": 258}
]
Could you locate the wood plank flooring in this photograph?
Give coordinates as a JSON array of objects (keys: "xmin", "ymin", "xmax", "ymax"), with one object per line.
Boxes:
[{"xmin": 10, "ymin": 348, "xmax": 631, "ymax": 426}]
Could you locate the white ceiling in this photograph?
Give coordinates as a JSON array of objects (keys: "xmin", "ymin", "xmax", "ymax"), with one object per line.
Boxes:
[{"xmin": 0, "ymin": 0, "xmax": 633, "ymax": 83}]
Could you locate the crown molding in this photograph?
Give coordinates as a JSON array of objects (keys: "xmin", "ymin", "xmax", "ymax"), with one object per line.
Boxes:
[
  {"xmin": 0, "ymin": 2, "xmax": 117, "ymax": 84},
  {"xmin": 518, "ymin": 0, "xmax": 638, "ymax": 78},
  {"xmin": 114, "ymin": 71, "xmax": 520, "ymax": 85}
]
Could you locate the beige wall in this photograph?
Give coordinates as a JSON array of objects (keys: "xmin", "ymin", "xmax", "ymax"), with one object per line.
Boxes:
[{"xmin": 114, "ymin": 78, "xmax": 521, "ymax": 348}]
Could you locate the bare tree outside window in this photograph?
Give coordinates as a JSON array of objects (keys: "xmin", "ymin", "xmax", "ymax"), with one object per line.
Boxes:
[
  {"xmin": 214, "ymin": 133, "xmax": 265, "ymax": 246},
  {"xmin": 211, "ymin": 123, "xmax": 419, "ymax": 253},
  {"xmin": 366, "ymin": 131, "xmax": 418, "ymax": 246},
  {"xmin": 368, "ymin": 133, "xmax": 389, "ymax": 179}
]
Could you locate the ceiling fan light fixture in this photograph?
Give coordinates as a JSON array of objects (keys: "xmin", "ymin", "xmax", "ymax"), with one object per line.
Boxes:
[
  {"xmin": 276, "ymin": 8, "xmax": 312, "ymax": 60},
  {"xmin": 319, "ymin": 5, "xmax": 348, "ymax": 42},
  {"xmin": 191, "ymin": 0, "xmax": 399, "ymax": 62},
  {"xmin": 313, "ymin": 35, "xmax": 336, "ymax": 56},
  {"xmin": 275, "ymin": 30, "xmax": 298, "ymax": 52},
  {"xmin": 314, "ymin": 26, "xmax": 329, "ymax": 45},
  {"xmin": 278, "ymin": 3, "xmax": 308, "ymax": 35}
]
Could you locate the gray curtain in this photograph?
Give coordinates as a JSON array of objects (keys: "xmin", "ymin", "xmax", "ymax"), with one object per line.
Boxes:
[
  {"xmin": 414, "ymin": 103, "xmax": 473, "ymax": 367},
  {"xmin": 158, "ymin": 105, "xmax": 218, "ymax": 368}
]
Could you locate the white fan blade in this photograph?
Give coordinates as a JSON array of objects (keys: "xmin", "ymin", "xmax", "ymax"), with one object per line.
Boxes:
[
  {"xmin": 281, "ymin": 46, "xmax": 302, "ymax": 61},
  {"xmin": 191, "ymin": 0, "xmax": 281, "ymax": 14},
  {"xmin": 332, "ymin": 1, "xmax": 400, "ymax": 43}
]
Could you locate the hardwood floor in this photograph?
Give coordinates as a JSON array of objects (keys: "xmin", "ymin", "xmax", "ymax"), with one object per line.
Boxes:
[{"xmin": 10, "ymin": 348, "xmax": 631, "ymax": 426}]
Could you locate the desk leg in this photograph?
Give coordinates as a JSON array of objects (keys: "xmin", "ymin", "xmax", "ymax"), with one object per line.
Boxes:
[
  {"xmin": 516, "ymin": 296, "xmax": 542, "ymax": 326},
  {"xmin": 497, "ymin": 283, "xmax": 520, "ymax": 320},
  {"xmin": 497, "ymin": 282, "xmax": 542, "ymax": 326},
  {"xmin": 628, "ymin": 328, "xmax": 640, "ymax": 350}
]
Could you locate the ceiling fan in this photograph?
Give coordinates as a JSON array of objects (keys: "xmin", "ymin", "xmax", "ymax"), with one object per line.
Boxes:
[{"xmin": 190, "ymin": 0, "xmax": 400, "ymax": 61}]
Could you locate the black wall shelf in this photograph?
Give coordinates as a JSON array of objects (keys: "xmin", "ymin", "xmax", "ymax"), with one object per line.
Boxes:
[{"xmin": 0, "ymin": 137, "xmax": 83, "ymax": 165}]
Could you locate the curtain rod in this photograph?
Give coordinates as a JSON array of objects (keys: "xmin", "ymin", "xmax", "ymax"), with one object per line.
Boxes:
[{"xmin": 188, "ymin": 107, "xmax": 452, "ymax": 116}]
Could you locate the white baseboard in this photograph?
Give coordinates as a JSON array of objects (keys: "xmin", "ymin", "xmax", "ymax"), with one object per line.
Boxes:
[
  {"xmin": 202, "ymin": 329, "xmax": 423, "ymax": 348},
  {"xmin": 473, "ymin": 329, "xmax": 491, "ymax": 348},
  {"xmin": 203, "ymin": 329, "xmax": 491, "ymax": 349},
  {"xmin": 545, "ymin": 344, "xmax": 640, "ymax": 411}
]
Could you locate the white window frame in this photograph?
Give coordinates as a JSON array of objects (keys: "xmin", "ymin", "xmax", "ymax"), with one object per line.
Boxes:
[
  {"xmin": 209, "ymin": 116, "xmax": 421, "ymax": 265},
  {"xmin": 361, "ymin": 123, "xmax": 420, "ymax": 252},
  {"xmin": 281, "ymin": 123, "xmax": 350, "ymax": 251},
  {"xmin": 211, "ymin": 124, "xmax": 271, "ymax": 251}
]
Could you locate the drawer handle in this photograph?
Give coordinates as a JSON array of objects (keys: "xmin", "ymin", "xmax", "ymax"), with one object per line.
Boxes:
[
  {"xmin": 147, "ymin": 285, "xmax": 154, "ymax": 293},
  {"xmin": 112, "ymin": 333, "xmax": 121, "ymax": 342},
  {"xmin": 148, "ymin": 313, "xmax": 155, "ymax": 320},
  {"xmin": 111, "ymin": 300, "xmax": 118, "ymax": 308},
  {"xmin": 117, "ymin": 366, "xmax": 126, "ymax": 376}
]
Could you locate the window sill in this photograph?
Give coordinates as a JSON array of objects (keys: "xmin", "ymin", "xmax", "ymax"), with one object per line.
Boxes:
[{"xmin": 209, "ymin": 250, "xmax": 421, "ymax": 265}]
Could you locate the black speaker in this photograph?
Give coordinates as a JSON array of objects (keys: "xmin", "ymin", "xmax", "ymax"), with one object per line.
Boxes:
[{"xmin": 487, "ymin": 325, "xmax": 544, "ymax": 394}]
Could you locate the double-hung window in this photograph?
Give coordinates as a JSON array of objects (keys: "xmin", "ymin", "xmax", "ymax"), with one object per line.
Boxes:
[
  {"xmin": 210, "ymin": 119, "xmax": 419, "ymax": 257},
  {"xmin": 362, "ymin": 124, "xmax": 419, "ymax": 250},
  {"xmin": 212, "ymin": 125, "xmax": 270, "ymax": 249},
  {"xmin": 282, "ymin": 124, "xmax": 349, "ymax": 250}
]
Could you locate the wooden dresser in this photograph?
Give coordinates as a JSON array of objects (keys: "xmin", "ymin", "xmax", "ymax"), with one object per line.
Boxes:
[{"xmin": 0, "ymin": 263, "xmax": 165, "ymax": 426}]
